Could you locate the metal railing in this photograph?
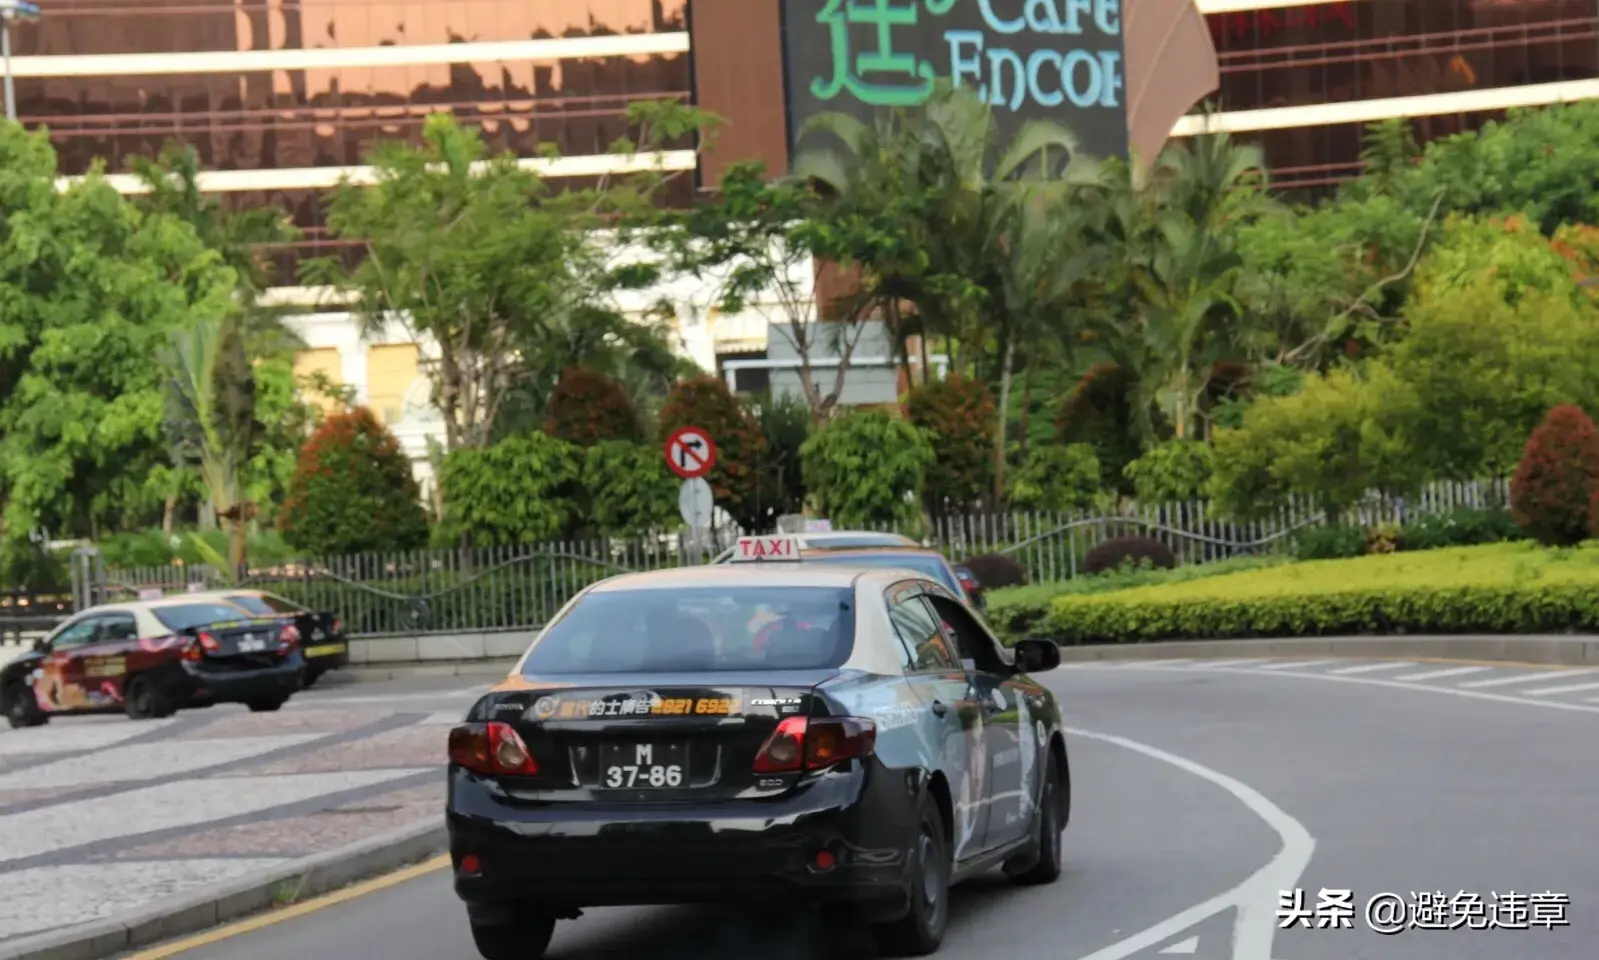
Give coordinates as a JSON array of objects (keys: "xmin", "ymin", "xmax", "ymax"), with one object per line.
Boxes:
[{"xmin": 84, "ymin": 477, "xmax": 1511, "ymax": 639}]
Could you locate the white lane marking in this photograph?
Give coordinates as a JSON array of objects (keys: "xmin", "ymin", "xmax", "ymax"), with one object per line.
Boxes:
[
  {"xmin": 1190, "ymin": 659, "xmax": 1269, "ymax": 669},
  {"xmin": 1100, "ymin": 665, "xmax": 1599, "ymax": 715},
  {"xmin": 1326, "ymin": 661, "xmax": 1414, "ymax": 675},
  {"xmin": 1158, "ymin": 937, "xmax": 1200, "ymax": 955},
  {"xmin": 1257, "ymin": 660, "xmax": 1339, "ymax": 671},
  {"xmin": 1064, "ymin": 727, "xmax": 1314, "ymax": 960},
  {"xmin": 298, "ymin": 686, "xmax": 491, "ymax": 707},
  {"xmin": 1390, "ymin": 666, "xmax": 1490, "ymax": 682},
  {"xmin": 1524, "ymin": 680, "xmax": 1599, "ymax": 697},
  {"xmin": 1121, "ymin": 659, "xmax": 1196, "ymax": 668},
  {"xmin": 1458, "ymin": 668, "xmax": 1593, "ymax": 689}
]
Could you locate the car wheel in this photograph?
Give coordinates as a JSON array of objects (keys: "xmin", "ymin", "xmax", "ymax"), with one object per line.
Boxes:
[
  {"xmin": 1005, "ymin": 751, "xmax": 1064, "ymax": 886},
  {"xmin": 300, "ymin": 667, "xmax": 322, "ymax": 690},
  {"xmin": 4, "ymin": 680, "xmax": 48, "ymax": 729},
  {"xmin": 871, "ymin": 791, "xmax": 950, "ymax": 956},
  {"xmin": 246, "ymin": 695, "xmax": 289, "ymax": 713},
  {"xmin": 123, "ymin": 675, "xmax": 175, "ymax": 720},
  {"xmin": 469, "ymin": 910, "xmax": 555, "ymax": 960}
]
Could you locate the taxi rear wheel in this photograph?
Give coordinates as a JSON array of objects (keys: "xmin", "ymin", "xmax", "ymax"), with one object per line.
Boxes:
[
  {"xmin": 4, "ymin": 681, "xmax": 47, "ymax": 728},
  {"xmin": 124, "ymin": 676, "xmax": 175, "ymax": 720},
  {"xmin": 469, "ymin": 910, "xmax": 555, "ymax": 960},
  {"xmin": 871, "ymin": 792, "xmax": 950, "ymax": 956},
  {"xmin": 1006, "ymin": 752, "xmax": 1064, "ymax": 886}
]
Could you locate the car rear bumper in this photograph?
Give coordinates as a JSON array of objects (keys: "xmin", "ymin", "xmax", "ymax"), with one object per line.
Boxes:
[
  {"xmin": 447, "ymin": 766, "xmax": 916, "ymax": 913},
  {"xmin": 175, "ymin": 656, "xmax": 302, "ymax": 704},
  {"xmin": 301, "ymin": 641, "xmax": 350, "ymax": 671}
]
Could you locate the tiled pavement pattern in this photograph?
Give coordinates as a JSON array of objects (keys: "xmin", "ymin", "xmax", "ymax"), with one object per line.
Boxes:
[
  {"xmin": 1066, "ymin": 657, "xmax": 1599, "ymax": 710},
  {"xmin": 0, "ymin": 685, "xmax": 489, "ymax": 943}
]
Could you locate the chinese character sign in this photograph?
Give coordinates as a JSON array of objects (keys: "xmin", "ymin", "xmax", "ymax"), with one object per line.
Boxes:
[{"xmin": 784, "ymin": 0, "xmax": 1131, "ymax": 161}]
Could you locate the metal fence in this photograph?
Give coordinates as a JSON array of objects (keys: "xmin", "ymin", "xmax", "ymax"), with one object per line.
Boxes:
[{"xmin": 83, "ymin": 477, "xmax": 1511, "ymax": 639}]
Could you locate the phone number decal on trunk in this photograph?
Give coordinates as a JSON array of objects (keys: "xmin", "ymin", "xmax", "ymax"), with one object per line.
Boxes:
[{"xmin": 532, "ymin": 695, "xmax": 741, "ymax": 720}]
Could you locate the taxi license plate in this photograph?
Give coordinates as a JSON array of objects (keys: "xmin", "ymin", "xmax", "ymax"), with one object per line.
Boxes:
[
  {"xmin": 600, "ymin": 742, "xmax": 688, "ymax": 789},
  {"xmin": 237, "ymin": 635, "xmax": 267, "ymax": 653}
]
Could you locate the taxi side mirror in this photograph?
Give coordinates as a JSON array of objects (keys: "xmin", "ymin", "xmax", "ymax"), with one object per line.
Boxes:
[
  {"xmin": 1013, "ymin": 638, "xmax": 1061, "ymax": 673},
  {"xmin": 32, "ymin": 638, "xmax": 49, "ymax": 654}
]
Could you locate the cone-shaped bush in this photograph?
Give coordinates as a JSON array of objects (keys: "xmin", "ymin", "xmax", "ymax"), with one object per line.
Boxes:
[
  {"xmin": 1510, "ymin": 404, "xmax": 1599, "ymax": 546},
  {"xmin": 278, "ymin": 407, "xmax": 430, "ymax": 556}
]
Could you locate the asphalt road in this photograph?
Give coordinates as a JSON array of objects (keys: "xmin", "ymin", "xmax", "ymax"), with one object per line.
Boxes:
[{"xmin": 122, "ymin": 657, "xmax": 1598, "ymax": 959}]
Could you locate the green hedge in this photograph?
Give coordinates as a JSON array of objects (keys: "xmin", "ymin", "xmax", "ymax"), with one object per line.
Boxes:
[
  {"xmin": 985, "ymin": 554, "xmax": 1292, "ymax": 642},
  {"xmin": 1041, "ymin": 541, "xmax": 1599, "ymax": 644}
]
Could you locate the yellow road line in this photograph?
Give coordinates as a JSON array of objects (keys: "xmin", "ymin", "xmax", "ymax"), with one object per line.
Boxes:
[{"xmin": 126, "ymin": 855, "xmax": 450, "ymax": 958}]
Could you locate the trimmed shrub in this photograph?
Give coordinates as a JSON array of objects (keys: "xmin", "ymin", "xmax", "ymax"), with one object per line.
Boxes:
[
  {"xmin": 438, "ymin": 432, "xmax": 581, "ymax": 545},
  {"xmin": 961, "ymin": 553, "xmax": 1027, "ymax": 589},
  {"xmin": 800, "ymin": 409, "xmax": 935, "ymax": 529},
  {"xmin": 544, "ymin": 367, "xmax": 639, "ymax": 446},
  {"xmin": 983, "ymin": 554, "xmax": 1291, "ymax": 643},
  {"xmin": 658, "ymin": 376, "xmax": 767, "ymax": 527},
  {"xmin": 1124, "ymin": 439, "xmax": 1214, "ymax": 504},
  {"xmin": 1008, "ymin": 443, "xmax": 1104, "ymax": 513},
  {"xmin": 278, "ymin": 407, "xmax": 429, "ymax": 557},
  {"xmin": 1083, "ymin": 535, "xmax": 1175, "ymax": 575},
  {"xmin": 905, "ymin": 373, "xmax": 996, "ymax": 511},
  {"xmin": 1509, "ymin": 404, "xmax": 1599, "ymax": 546},
  {"xmin": 1292, "ymin": 525, "xmax": 1366, "ymax": 560},
  {"xmin": 1041, "ymin": 542, "xmax": 1599, "ymax": 644}
]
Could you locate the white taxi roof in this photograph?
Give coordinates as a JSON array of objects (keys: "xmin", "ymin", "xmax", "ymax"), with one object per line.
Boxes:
[{"xmin": 588, "ymin": 563, "xmax": 874, "ymax": 593}]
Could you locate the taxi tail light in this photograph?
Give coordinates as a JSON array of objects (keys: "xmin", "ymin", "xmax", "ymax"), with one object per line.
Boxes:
[
  {"xmin": 331, "ymin": 617, "xmax": 344, "ymax": 636},
  {"xmin": 185, "ymin": 630, "xmax": 220, "ymax": 661},
  {"xmin": 753, "ymin": 716, "xmax": 876, "ymax": 774},
  {"xmin": 449, "ymin": 722, "xmax": 539, "ymax": 776},
  {"xmin": 276, "ymin": 623, "xmax": 301, "ymax": 655}
]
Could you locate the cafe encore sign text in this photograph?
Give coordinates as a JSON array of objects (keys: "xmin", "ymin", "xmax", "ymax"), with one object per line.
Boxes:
[{"xmin": 784, "ymin": 0, "xmax": 1130, "ymax": 160}]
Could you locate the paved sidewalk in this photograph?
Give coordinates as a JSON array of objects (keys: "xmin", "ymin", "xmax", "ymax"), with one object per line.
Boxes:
[{"xmin": 0, "ymin": 684, "xmax": 480, "ymax": 945}]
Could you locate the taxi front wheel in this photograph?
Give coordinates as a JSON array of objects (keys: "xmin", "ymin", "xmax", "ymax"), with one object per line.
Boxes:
[{"xmin": 470, "ymin": 910, "xmax": 555, "ymax": 960}]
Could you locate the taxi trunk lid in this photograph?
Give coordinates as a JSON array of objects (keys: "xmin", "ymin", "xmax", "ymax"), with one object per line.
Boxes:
[
  {"xmin": 191, "ymin": 620, "xmax": 287, "ymax": 669},
  {"xmin": 495, "ymin": 669, "xmax": 841, "ymax": 801}
]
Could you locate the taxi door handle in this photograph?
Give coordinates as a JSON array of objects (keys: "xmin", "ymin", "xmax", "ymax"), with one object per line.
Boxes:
[{"xmin": 930, "ymin": 700, "xmax": 948, "ymax": 717}]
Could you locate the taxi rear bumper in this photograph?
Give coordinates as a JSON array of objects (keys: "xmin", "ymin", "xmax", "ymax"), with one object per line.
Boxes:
[{"xmin": 447, "ymin": 764, "xmax": 917, "ymax": 915}]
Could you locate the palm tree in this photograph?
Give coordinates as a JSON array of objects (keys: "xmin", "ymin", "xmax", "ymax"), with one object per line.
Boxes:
[
  {"xmin": 1080, "ymin": 132, "xmax": 1275, "ymax": 442},
  {"xmin": 160, "ymin": 314, "xmax": 263, "ymax": 578}
]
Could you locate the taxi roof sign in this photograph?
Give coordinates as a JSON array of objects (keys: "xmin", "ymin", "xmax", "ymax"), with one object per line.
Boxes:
[{"xmin": 730, "ymin": 535, "xmax": 803, "ymax": 562}]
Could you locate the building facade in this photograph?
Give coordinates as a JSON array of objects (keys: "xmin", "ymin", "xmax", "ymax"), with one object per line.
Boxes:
[{"xmin": 10, "ymin": 0, "xmax": 1599, "ymax": 476}]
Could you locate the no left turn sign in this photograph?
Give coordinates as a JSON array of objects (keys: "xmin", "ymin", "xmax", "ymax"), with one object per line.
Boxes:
[{"xmin": 664, "ymin": 426, "xmax": 717, "ymax": 480}]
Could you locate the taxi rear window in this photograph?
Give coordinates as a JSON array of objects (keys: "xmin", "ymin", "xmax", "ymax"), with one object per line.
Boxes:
[
  {"xmin": 152, "ymin": 602, "xmax": 254, "ymax": 631},
  {"xmin": 521, "ymin": 586, "xmax": 856, "ymax": 674},
  {"xmin": 226, "ymin": 593, "xmax": 304, "ymax": 616}
]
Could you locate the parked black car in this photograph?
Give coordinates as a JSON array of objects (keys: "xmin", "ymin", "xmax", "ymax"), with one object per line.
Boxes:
[{"xmin": 197, "ymin": 589, "xmax": 349, "ymax": 687}]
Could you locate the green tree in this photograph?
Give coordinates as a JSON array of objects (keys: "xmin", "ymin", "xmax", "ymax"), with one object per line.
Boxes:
[
  {"xmin": 437, "ymin": 432, "xmax": 581, "ymax": 545},
  {"xmin": 277, "ymin": 407, "xmax": 429, "ymax": 556},
  {"xmin": 584, "ymin": 441, "xmax": 679, "ymax": 537},
  {"xmin": 0, "ymin": 121, "xmax": 239, "ymax": 544},
  {"xmin": 1124, "ymin": 439, "xmax": 1215, "ymax": 504},
  {"xmin": 800, "ymin": 409, "xmax": 934, "ymax": 529},
  {"xmin": 308, "ymin": 106, "xmax": 713, "ymax": 453},
  {"xmin": 1008, "ymin": 444, "xmax": 1104, "ymax": 514}
]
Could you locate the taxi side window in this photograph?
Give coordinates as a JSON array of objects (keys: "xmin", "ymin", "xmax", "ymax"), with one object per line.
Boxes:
[
  {"xmin": 101, "ymin": 615, "xmax": 138, "ymax": 643},
  {"xmin": 925, "ymin": 593, "xmax": 1009, "ymax": 675},
  {"xmin": 49, "ymin": 618, "xmax": 100, "ymax": 650},
  {"xmin": 888, "ymin": 593, "xmax": 960, "ymax": 673}
]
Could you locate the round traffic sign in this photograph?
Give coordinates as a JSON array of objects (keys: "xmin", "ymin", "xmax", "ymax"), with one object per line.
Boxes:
[{"xmin": 664, "ymin": 426, "xmax": 717, "ymax": 480}]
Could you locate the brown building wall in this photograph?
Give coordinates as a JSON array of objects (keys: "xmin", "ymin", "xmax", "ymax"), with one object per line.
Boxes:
[{"xmin": 686, "ymin": 0, "xmax": 790, "ymax": 186}]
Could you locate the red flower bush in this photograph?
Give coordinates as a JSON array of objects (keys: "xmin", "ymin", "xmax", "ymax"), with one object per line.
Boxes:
[
  {"xmin": 905, "ymin": 373, "xmax": 996, "ymax": 511},
  {"xmin": 1509, "ymin": 404, "xmax": 1599, "ymax": 546},
  {"xmin": 278, "ymin": 407, "xmax": 430, "ymax": 556}
]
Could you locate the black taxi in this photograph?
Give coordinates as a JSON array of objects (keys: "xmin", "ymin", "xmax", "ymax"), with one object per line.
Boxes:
[{"xmin": 446, "ymin": 535, "xmax": 1070, "ymax": 958}]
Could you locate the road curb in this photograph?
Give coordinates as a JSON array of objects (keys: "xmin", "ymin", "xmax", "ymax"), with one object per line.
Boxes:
[
  {"xmin": 1056, "ymin": 634, "xmax": 1599, "ymax": 665},
  {"xmin": 318, "ymin": 658, "xmax": 519, "ymax": 686},
  {"xmin": 0, "ymin": 820, "xmax": 447, "ymax": 960}
]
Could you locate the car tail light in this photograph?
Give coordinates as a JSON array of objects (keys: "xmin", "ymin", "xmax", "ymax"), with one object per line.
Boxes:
[
  {"xmin": 753, "ymin": 716, "xmax": 876, "ymax": 773},
  {"xmin": 182, "ymin": 639, "xmax": 203, "ymax": 662},
  {"xmin": 197, "ymin": 631, "xmax": 221, "ymax": 653},
  {"xmin": 449, "ymin": 722, "xmax": 538, "ymax": 776},
  {"xmin": 276, "ymin": 623, "xmax": 301, "ymax": 655},
  {"xmin": 331, "ymin": 617, "xmax": 344, "ymax": 636}
]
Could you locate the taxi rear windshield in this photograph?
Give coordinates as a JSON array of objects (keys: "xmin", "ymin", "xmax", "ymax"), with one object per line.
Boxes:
[
  {"xmin": 800, "ymin": 552, "xmax": 962, "ymax": 594},
  {"xmin": 521, "ymin": 586, "xmax": 856, "ymax": 674},
  {"xmin": 152, "ymin": 602, "xmax": 255, "ymax": 632}
]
